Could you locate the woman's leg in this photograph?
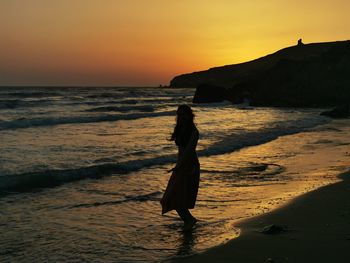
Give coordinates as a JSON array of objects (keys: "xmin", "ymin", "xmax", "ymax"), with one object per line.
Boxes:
[
  {"xmin": 176, "ymin": 209, "xmax": 190, "ymax": 222},
  {"xmin": 176, "ymin": 209, "xmax": 197, "ymax": 231}
]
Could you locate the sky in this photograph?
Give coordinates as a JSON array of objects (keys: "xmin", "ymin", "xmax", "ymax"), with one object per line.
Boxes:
[{"xmin": 1, "ymin": 0, "xmax": 350, "ymax": 86}]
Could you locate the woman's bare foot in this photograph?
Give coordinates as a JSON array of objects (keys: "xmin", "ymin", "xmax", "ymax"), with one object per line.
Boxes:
[{"xmin": 183, "ymin": 217, "xmax": 197, "ymax": 231}]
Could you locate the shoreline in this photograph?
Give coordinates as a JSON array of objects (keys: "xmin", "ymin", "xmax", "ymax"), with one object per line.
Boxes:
[{"xmin": 172, "ymin": 170, "xmax": 350, "ymax": 263}]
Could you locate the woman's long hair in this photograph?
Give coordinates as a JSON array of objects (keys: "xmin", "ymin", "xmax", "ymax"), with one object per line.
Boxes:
[{"xmin": 170, "ymin": 105, "xmax": 196, "ymax": 147}]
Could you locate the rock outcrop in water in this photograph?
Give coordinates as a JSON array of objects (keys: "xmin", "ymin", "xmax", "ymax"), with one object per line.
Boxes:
[
  {"xmin": 192, "ymin": 84, "xmax": 228, "ymax": 103},
  {"xmin": 170, "ymin": 40, "xmax": 350, "ymax": 107},
  {"xmin": 320, "ymin": 104, "xmax": 350, "ymax": 118}
]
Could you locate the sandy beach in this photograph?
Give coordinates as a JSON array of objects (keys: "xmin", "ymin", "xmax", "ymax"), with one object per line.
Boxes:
[{"xmin": 173, "ymin": 170, "xmax": 350, "ymax": 263}]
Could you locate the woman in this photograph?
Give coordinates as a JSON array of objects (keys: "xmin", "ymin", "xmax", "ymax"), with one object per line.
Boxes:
[{"xmin": 160, "ymin": 105, "xmax": 200, "ymax": 231}]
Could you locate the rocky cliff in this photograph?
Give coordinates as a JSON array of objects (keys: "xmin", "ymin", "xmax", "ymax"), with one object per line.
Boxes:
[{"xmin": 170, "ymin": 40, "xmax": 350, "ymax": 107}]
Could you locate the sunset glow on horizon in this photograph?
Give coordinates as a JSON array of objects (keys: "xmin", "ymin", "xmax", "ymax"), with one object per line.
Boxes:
[{"xmin": 1, "ymin": 0, "xmax": 350, "ymax": 86}]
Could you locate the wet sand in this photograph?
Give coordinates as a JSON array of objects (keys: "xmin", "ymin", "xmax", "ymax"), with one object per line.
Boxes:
[{"xmin": 172, "ymin": 170, "xmax": 350, "ymax": 263}]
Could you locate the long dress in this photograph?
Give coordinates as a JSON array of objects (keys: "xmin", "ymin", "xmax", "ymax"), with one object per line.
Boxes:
[{"xmin": 160, "ymin": 128, "xmax": 200, "ymax": 214}]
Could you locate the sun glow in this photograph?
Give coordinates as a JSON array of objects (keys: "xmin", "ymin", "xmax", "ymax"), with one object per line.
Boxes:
[{"xmin": 1, "ymin": 0, "xmax": 350, "ymax": 86}]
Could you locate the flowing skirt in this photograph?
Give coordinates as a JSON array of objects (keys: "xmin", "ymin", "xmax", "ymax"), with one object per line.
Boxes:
[{"xmin": 160, "ymin": 163, "xmax": 200, "ymax": 214}]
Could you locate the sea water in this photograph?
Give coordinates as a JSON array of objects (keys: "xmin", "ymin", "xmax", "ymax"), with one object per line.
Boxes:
[{"xmin": 0, "ymin": 87, "xmax": 349, "ymax": 262}]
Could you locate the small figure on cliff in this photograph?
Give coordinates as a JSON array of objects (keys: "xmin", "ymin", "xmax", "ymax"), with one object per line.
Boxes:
[
  {"xmin": 160, "ymin": 105, "xmax": 200, "ymax": 231},
  {"xmin": 297, "ymin": 38, "xmax": 304, "ymax": 46}
]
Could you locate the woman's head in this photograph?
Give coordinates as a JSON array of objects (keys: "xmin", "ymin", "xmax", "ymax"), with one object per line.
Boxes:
[
  {"xmin": 170, "ymin": 105, "xmax": 195, "ymax": 146},
  {"xmin": 176, "ymin": 104, "xmax": 194, "ymax": 126}
]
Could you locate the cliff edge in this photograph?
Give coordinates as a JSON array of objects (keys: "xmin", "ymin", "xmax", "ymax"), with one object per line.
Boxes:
[{"xmin": 170, "ymin": 40, "xmax": 350, "ymax": 107}]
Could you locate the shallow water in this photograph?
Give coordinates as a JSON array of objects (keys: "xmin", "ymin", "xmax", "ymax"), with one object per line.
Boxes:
[{"xmin": 0, "ymin": 87, "xmax": 349, "ymax": 262}]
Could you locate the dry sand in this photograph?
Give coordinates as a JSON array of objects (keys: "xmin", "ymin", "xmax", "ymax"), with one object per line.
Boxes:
[{"xmin": 172, "ymin": 171, "xmax": 350, "ymax": 263}]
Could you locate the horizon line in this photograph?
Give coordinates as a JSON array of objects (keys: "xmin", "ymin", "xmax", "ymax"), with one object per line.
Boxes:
[{"xmin": 0, "ymin": 85, "xmax": 172, "ymax": 88}]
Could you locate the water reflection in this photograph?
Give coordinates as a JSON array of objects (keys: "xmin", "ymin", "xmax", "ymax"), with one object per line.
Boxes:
[
  {"xmin": 0, "ymin": 121, "xmax": 349, "ymax": 262},
  {"xmin": 177, "ymin": 230, "xmax": 196, "ymax": 256}
]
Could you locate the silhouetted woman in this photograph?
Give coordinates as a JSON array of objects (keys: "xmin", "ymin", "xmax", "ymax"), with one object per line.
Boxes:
[{"xmin": 160, "ymin": 105, "xmax": 200, "ymax": 231}]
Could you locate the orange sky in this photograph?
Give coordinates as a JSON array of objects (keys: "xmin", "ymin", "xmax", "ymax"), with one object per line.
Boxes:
[{"xmin": 1, "ymin": 0, "xmax": 350, "ymax": 86}]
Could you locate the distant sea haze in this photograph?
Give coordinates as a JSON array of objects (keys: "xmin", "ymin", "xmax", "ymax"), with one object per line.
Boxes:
[{"xmin": 1, "ymin": 86, "xmax": 349, "ymax": 262}]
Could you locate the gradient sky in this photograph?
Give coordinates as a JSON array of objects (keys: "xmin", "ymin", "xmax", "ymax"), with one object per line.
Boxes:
[{"xmin": 1, "ymin": 0, "xmax": 350, "ymax": 86}]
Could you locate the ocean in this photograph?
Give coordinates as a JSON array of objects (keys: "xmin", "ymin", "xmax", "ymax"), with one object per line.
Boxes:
[{"xmin": 0, "ymin": 86, "xmax": 349, "ymax": 262}]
